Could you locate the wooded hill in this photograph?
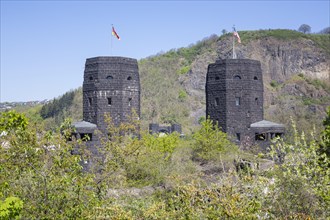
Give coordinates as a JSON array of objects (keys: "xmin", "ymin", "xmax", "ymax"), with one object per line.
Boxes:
[{"xmin": 38, "ymin": 29, "xmax": 330, "ymax": 135}]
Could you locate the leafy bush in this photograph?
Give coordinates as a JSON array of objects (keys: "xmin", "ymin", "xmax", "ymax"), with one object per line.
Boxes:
[
  {"xmin": 178, "ymin": 90, "xmax": 188, "ymax": 101},
  {"xmin": 198, "ymin": 116, "xmax": 206, "ymax": 124},
  {"xmin": 192, "ymin": 118, "xmax": 236, "ymax": 161},
  {"xmin": 0, "ymin": 110, "xmax": 28, "ymax": 133},
  {"xmin": 0, "ymin": 113, "xmax": 97, "ymax": 219},
  {"xmin": 0, "ymin": 197, "xmax": 23, "ymax": 220},
  {"xmin": 270, "ymin": 80, "xmax": 280, "ymax": 88},
  {"xmin": 268, "ymin": 121, "xmax": 330, "ymax": 218},
  {"xmin": 177, "ymin": 65, "xmax": 191, "ymax": 75},
  {"xmin": 320, "ymin": 107, "xmax": 330, "ymax": 159}
]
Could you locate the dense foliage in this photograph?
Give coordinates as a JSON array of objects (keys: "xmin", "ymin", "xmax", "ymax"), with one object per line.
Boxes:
[
  {"xmin": 39, "ymin": 88, "xmax": 82, "ymax": 129},
  {"xmin": 320, "ymin": 107, "xmax": 330, "ymax": 159},
  {"xmin": 1, "ymin": 110, "xmax": 329, "ymax": 219},
  {"xmin": 40, "ymin": 90, "xmax": 75, "ymax": 119}
]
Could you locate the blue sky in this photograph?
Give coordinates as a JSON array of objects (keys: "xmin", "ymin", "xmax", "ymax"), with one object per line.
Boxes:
[{"xmin": 1, "ymin": 1, "xmax": 329, "ymax": 102}]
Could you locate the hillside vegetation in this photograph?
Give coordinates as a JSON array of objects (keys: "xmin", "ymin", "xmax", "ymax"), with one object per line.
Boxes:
[
  {"xmin": 239, "ymin": 29, "xmax": 330, "ymax": 54},
  {"xmin": 21, "ymin": 29, "xmax": 330, "ymax": 135}
]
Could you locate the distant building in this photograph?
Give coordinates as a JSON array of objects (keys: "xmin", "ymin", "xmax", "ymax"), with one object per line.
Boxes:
[
  {"xmin": 149, "ymin": 123, "xmax": 182, "ymax": 136},
  {"xmin": 206, "ymin": 59, "xmax": 285, "ymax": 150}
]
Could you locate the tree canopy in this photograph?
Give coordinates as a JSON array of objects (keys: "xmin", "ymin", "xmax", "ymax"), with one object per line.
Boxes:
[{"xmin": 298, "ymin": 24, "xmax": 312, "ymax": 34}]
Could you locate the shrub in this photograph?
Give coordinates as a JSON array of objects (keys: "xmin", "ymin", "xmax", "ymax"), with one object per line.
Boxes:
[
  {"xmin": 270, "ymin": 80, "xmax": 279, "ymax": 88},
  {"xmin": 198, "ymin": 116, "xmax": 206, "ymax": 124},
  {"xmin": 177, "ymin": 65, "xmax": 191, "ymax": 75},
  {"xmin": 192, "ymin": 118, "xmax": 236, "ymax": 161},
  {"xmin": 0, "ymin": 197, "xmax": 23, "ymax": 220},
  {"xmin": 178, "ymin": 90, "xmax": 188, "ymax": 101},
  {"xmin": 268, "ymin": 121, "xmax": 330, "ymax": 218}
]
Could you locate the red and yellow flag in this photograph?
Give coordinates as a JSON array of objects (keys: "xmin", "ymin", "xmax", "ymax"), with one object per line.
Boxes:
[
  {"xmin": 233, "ymin": 27, "xmax": 241, "ymax": 43},
  {"xmin": 112, "ymin": 26, "xmax": 120, "ymax": 40}
]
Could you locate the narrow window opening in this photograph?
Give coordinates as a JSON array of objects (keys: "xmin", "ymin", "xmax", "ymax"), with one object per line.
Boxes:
[
  {"xmin": 235, "ymin": 97, "xmax": 241, "ymax": 106},
  {"xmin": 255, "ymin": 133, "xmax": 266, "ymax": 141},
  {"xmin": 107, "ymin": 97, "xmax": 112, "ymax": 106},
  {"xmin": 255, "ymin": 97, "xmax": 259, "ymax": 105},
  {"xmin": 234, "ymin": 75, "xmax": 241, "ymax": 80},
  {"xmin": 89, "ymin": 76, "xmax": 93, "ymax": 81},
  {"xmin": 127, "ymin": 76, "xmax": 132, "ymax": 80},
  {"xmin": 88, "ymin": 97, "xmax": 92, "ymax": 106},
  {"xmin": 236, "ymin": 133, "xmax": 241, "ymax": 141},
  {"xmin": 215, "ymin": 76, "xmax": 220, "ymax": 80},
  {"xmin": 128, "ymin": 98, "xmax": 132, "ymax": 106},
  {"xmin": 254, "ymin": 76, "xmax": 258, "ymax": 80},
  {"xmin": 275, "ymin": 133, "xmax": 282, "ymax": 138},
  {"xmin": 215, "ymin": 98, "xmax": 220, "ymax": 106}
]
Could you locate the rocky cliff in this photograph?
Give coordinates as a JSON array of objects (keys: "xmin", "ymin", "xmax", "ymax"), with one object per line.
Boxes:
[{"xmin": 177, "ymin": 30, "xmax": 329, "ymax": 132}]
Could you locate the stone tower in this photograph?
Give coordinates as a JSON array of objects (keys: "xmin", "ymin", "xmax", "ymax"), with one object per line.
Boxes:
[
  {"xmin": 206, "ymin": 59, "xmax": 284, "ymax": 148},
  {"xmin": 83, "ymin": 56, "xmax": 140, "ymax": 133}
]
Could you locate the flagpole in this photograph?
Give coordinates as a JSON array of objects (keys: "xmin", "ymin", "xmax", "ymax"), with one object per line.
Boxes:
[
  {"xmin": 111, "ymin": 24, "xmax": 113, "ymax": 56},
  {"xmin": 232, "ymin": 25, "xmax": 236, "ymax": 59}
]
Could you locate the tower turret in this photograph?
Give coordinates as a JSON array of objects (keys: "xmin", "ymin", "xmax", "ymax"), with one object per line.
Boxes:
[
  {"xmin": 206, "ymin": 59, "xmax": 284, "ymax": 149},
  {"xmin": 83, "ymin": 56, "xmax": 140, "ymax": 133}
]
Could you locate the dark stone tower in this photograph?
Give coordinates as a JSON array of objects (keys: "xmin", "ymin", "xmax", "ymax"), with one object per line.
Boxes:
[
  {"xmin": 206, "ymin": 59, "xmax": 263, "ymax": 135},
  {"xmin": 83, "ymin": 56, "xmax": 140, "ymax": 133},
  {"xmin": 206, "ymin": 59, "xmax": 284, "ymax": 149}
]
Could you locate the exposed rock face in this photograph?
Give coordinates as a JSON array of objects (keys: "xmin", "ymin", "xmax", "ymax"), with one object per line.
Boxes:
[
  {"xmin": 215, "ymin": 36, "xmax": 330, "ymax": 82},
  {"xmin": 180, "ymin": 34, "xmax": 329, "ymax": 128}
]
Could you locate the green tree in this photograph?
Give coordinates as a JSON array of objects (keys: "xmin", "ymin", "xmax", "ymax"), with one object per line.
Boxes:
[
  {"xmin": 192, "ymin": 118, "xmax": 236, "ymax": 161},
  {"xmin": 268, "ymin": 121, "xmax": 330, "ymax": 218},
  {"xmin": 319, "ymin": 26, "xmax": 330, "ymax": 34},
  {"xmin": 0, "ymin": 197, "xmax": 23, "ymax": 220},
  {"xmin": 93, "ymin": 112, "xmax": 181, "ymax": 191},
  {"xmin": 0, "ymin": 112, "xmax": 97, "ymax": 219},
  {"xmin": 298, "ymin": 24, "xmax": 311, "ymax": 34},
  {"xmin": 320, "ymin": 106, "xmax": 330, "ymax": 159},
  {"xmin": 0, "ymin": 110, "xmax": 28, "ymax": 133}
]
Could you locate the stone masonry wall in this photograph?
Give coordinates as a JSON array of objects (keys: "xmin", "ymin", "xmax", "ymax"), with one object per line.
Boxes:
[
  {"xmin": 83, "ymin": 56, "xmax": 140, "ymax": 133},
  {"xmin": 206, "ymin": 59, "xmax": 263, "ymax": 139}
]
